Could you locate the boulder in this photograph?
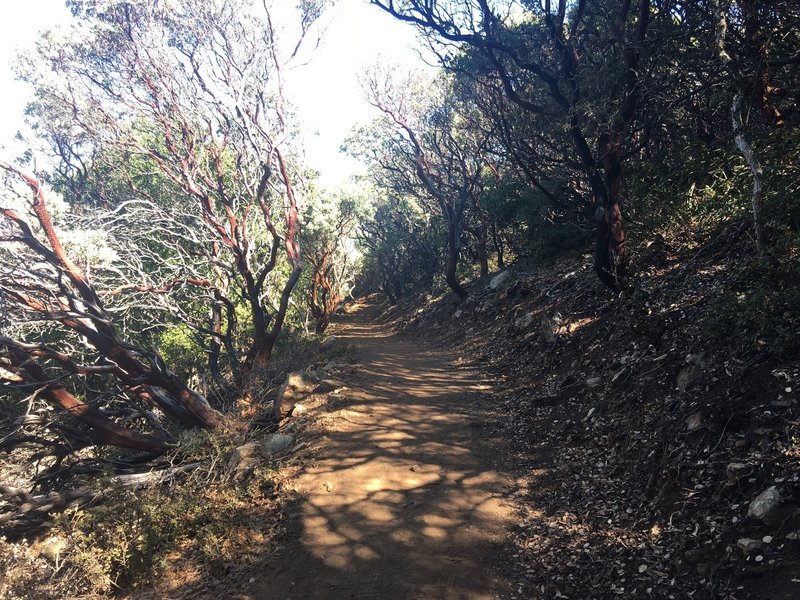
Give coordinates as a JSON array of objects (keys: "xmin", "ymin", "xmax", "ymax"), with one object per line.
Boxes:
[
  {"xmin": 260, "ymin": 433, "xmax": 294, "ymax": 458},
  {"xmin": 748, "ymin": 486, "xmax": 782, "ymax": 525},
  {"xmin": 489, "ymin": 270, "xmax": 512, "ymax": 290}
]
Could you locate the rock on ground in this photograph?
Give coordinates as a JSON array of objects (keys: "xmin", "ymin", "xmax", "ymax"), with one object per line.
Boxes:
[
  {"xmin": 260, "ymin": 433, "xmax": 294, "ymax": 458},
  {"xmin": 748, "ymin": 485, "xmax": 782, "ymax": 525}
]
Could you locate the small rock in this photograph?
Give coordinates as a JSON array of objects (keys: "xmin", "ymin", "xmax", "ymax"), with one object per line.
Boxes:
[
  {"xmin": 274, "ymin": 371, "xmax": 320, "ymax": 419},
  {"xmin": 489, "ymin": 270, "xmax": 512, "ymax": 290},
  {"xmin": 291, "ymin": 404, "xmax": 306, "ymax": 417},
  {"xmin": 410, "ymin": 464, "xmax": 420, "ymax": 472},
  {"xmin": 324, "ymin": 480, "xmax": 334, "ymax": 492},
  {"xmin": 514, "ymin": 312, "xmax": 534, "ymax": 329},
  {"xmin": 260, "ymin": 433, "xmax": 294, "ymax": 458},
  {"xmin": 328, "ymin": 392, "xmax": 349, "ymax": 403},
  {"xmin": 737, "ymin": 538, "xmax": 764, "ymax": 556},
  {"xmin": 677, "ymin": 365, "xmax": 702, "ymax": 393},
  {"xmin": 686, "ymin": 412, "xmax": 703, "ymax": 432},
  {"xmin": 762, "ymin": 535, "xmax": 773, "ymax": 544},
  {"xmin": 38, "ymin": 536, "xmax": 69, "ymax": 562},
  {"xmin": 541, "ymin": 313, "xmax": 562, "ymax": 343},
  {"xmin": 320, "ymin": 336, "xmax": 338, "ymax": 350},
  {"xmin": 585, "ymin": 377, "xmax": 602, "ymax": 389},
  {"xmin": 453, "ymin": 309, "xmax": 463, "ymax": 319},
  {"xmin": 316, "ymin": 378, "xmax": 346, "ymax": 393},
  {"xmin": 226, "ymin": 442, "xmax": 260, "ymax": 477},
  {"xmin": 748, "ymin": 486, "xmax": 782, "ymax": 525},
  {"xmin": 726, "ymin": 462, "xmax": 749, "ymax": 481}
]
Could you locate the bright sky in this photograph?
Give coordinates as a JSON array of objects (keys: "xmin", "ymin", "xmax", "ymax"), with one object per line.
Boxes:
[{"xmin": 0, "ymin": 0, "xmax": 430, "ymax": 187}]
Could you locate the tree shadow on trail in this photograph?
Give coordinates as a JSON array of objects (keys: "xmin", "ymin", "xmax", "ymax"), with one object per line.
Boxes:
[{"xmin": 243, "ymin": 306, "xmax": 516, "ymax": 599}]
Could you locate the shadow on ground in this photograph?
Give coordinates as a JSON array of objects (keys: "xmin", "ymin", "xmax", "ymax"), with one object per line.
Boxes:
[{"xmin": 240, "ymin": 301, "xmax": 516, "ymax": 600}]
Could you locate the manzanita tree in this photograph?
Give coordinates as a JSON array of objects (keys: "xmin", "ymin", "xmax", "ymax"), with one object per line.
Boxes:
[
  {"xmin": 361, "ymin": 69, "xmax": 491, "ymax": 300},
  {"xmin": 370, "ymin": 0, "xmax": 654, "ymax": 291},
  {"xmin": 1, "ymin": 163, "xmax": 221, "ymax": 455},
  {"xmin": 301, "ymin": 188, "xmax": 365, "ymax": 333},
  {"xmin": 23, "ymin": 0, "xmax": 326, "ymax": 380}
]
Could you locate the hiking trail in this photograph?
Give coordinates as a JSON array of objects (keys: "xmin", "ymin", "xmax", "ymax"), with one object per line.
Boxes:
[{"xmin": 248, "ymin": 300, "xmax": 517, "ymax": 600}]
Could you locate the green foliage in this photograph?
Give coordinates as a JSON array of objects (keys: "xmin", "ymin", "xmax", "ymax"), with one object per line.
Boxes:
[
  {"xmin": 157, "ymin": 325, "xmax": 204, "ymax": 380},
  {"xmin": 699, "ymin": 248, "xmax": 800, "ymax": 358},
  {"xmin": 45, "ymin": 432, "xmax": 279, "ymax": 595},
  {"xmin": 355, "ymin": 193, "xmax": 442, "ymax": 299}
]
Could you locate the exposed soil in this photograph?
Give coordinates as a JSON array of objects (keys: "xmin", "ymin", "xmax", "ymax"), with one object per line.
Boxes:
[{"xmin": 244, "ymin": 301, "xmax": 517, "ymax": 599}]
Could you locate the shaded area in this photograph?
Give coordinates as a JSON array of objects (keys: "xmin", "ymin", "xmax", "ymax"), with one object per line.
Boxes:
[{"xmin": 248, "ymin": 301, "xmax": 515, "ymax": 599}]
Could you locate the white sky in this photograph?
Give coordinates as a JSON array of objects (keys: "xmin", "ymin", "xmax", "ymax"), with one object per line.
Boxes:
[{"xmin": 0, "ymin": 0, "xmax": 431, "ymax": 187}]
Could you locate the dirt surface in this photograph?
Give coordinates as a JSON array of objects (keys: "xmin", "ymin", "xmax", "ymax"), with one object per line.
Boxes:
[{"xmin": 245, "ymin": 300, "xmax": 516, "ymax": 600}]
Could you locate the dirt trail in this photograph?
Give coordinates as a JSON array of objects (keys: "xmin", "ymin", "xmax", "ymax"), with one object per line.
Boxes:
[{"xmin": 247, "ymin": 301, "xmax": 516, "ymax": 600}]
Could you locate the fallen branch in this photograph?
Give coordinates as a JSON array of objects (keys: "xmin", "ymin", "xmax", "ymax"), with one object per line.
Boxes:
[{"xmin": 0, "ymin": 462, "xmax": 203, "ymax": 526}]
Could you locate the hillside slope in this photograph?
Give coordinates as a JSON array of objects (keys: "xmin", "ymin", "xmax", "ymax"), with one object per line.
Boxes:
[{"xmin": 380, "ymin": 243, "xmax": 800, "ymax": 600}]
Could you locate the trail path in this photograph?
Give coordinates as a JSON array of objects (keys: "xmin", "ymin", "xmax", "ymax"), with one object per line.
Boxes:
[{"xmin": 248, "ymin": 301, "xmax": 516, "ymax": 600}]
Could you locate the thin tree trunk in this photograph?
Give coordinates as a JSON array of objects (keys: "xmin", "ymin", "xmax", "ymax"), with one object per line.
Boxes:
[
  {"xmin": 477, "ymin": 222, "xmax": 489, "ymax": 278},
  {"xmin": 491, "ymin": 221, "xmax": 505, "ymax": 270},
  {"xmin": 207, "ymin": 292, "xmax": 229, "ymax": 393},
  {"xmin": 714, "ymin": 0, "xmax": 766, "ymax": 254},
  {"xmin": 445, "ymin": 221, "xmax": 468, "ymax": 300},
  {"xmin": 731, "ymin": 90, "xmax": 765, "ymax": 254}
]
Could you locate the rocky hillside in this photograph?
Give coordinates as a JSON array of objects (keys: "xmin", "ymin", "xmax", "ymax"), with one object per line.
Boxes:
[{"xmin": 379, "ymin": 241, "xmax": 800, "ymax": 599}]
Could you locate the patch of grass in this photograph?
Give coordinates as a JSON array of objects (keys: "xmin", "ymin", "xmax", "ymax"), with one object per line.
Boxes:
[{"xmin": 1, "ymin": 431, "xmax": 282, "ymax": 598}]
